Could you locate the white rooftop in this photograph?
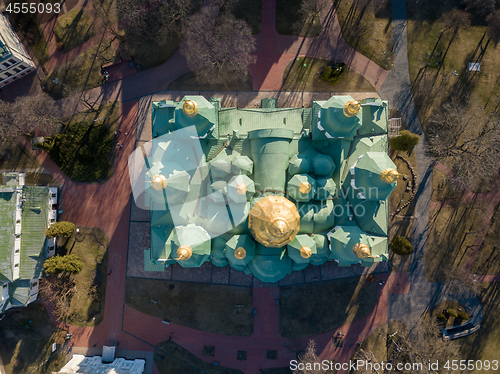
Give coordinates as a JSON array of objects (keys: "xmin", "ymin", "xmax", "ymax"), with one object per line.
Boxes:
[{"xmin": 55, "ymin": 354, "xmax": 145, "ymax": 374}]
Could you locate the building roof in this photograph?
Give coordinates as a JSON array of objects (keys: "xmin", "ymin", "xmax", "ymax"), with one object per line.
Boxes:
[{"xmin": 144, "ymin": 95, "xmax": 394, "ymax": 282}]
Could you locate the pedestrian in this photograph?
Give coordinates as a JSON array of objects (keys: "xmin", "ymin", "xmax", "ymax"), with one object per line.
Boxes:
[
  {"xmin": 168, "ymin": 334, "xmax": 171, "ymax": 341},
  {"xmin": 108, "ymin": 270, "xmax": 112, "ymax": 276}
]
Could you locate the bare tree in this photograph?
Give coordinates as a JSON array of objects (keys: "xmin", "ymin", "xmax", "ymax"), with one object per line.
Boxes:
[
  {"xmin": 39, "ymin": 273, "xmax": 97, "ymax": 320},
  {"xmin": 440, "ymin": 9, "xmax": 471, "ymax": 36},
  {"xmin": 427, "ymin": 98, "xmax": 500, "ymax": 191},
  {"xmin": 0, "ymin": 93, "xmax": 67, "ymax": 145},
  {"xmin": 388, "ymin": 319, "xmax": 461, "ymax": 374},
  {"xmin": 462, "ymin": 0, "xmax": 496, "ymax": 17},
  {"xmin": 181, "ymin": 0, "xmax": 256, "ymax": 85},
  {"xmin": 486, "ymin": 10, "xmax": 500, "ymax": 45},
  {"xmin": 92, "ymin": 0, "xmax": 196, "ymax": 58},
  {"xmin": 295, "ymin": 340, "xmax": 335, "ymax": 374},
  {"xmin": 292, "ymin": 0, "xmax": 329, "ymax": 34}
]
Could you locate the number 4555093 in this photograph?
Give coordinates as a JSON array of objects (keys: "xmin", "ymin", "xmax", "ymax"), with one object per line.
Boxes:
[{"xmin": 6, "ymin": 2, "xmax": 61, "ymax": 14}]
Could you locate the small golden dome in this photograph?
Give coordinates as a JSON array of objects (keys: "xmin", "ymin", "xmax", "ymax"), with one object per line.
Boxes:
[
  {"xmin": 353, "ymin": 243, "xmax": 371, "ymax": 259},
  {"xmin": 343, "ymin": 100, "xmax": 361, "ymax": 117},
  {"xmin": 299, "ymin": 182, "xmax": 312, "ymax": 194},
  {"xmin": 150, "ymin": 174, "xmax": 168, "ymax": 190},
  {"xmin": 234, "ymin": 246, "xmax": 247, "ymax": 259},
  {"xmin": 248, "ymin": 196, "xmax": 301, "ymax": 248},
  {"xmin": 182, "ymin": 100, "xmax": 199, "ymax": 117},
  {"xmin": 380, "ymin": 168, "xmax": 400, "ymax": 184},
  {"xmin": 235, "ymin": 183, "xmax": 247, "ymax": 195},
  {"xmin": 177, "ymin": 245, "xmax": 193, "ymax": 260},
  {"xmin": 299, "ymin": 246, "xmax": 312, "ymax": 258}
]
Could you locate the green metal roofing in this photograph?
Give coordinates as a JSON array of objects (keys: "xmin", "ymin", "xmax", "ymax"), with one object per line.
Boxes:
[
  {"xmin": 248, "ymin": 253, "xmax": 292, "ymax": 283},
  {"xmin": 287, "ymin": 174, "xmax": 316, "ymax": 202},
  {"xmin": 359, "ymin": 99, "xmax": 388, "ymax": 135},
  {"xmin": 288, "ymin": 154, "xmax": 311, "ymax": 176},
  {"xmin": 315, "ymin": 178, "xmax": 337, "ymax": 200},
  {"xmin": 9, "ymin": 279, "xmax": 30, "ymax": 307},
  {"xmin": 287, "ymin": 235, "xmax": 316, "ymax": 264},
  {"xmin": 174, "ymin": 96, "xmax": 216, "ymax": 137},
  {"xmin": 317, "ymin": 96, "xmax": 362, "ymax": 140},
  {"xmin": 352, "ymin": 152, "xmax": 397, "ymax": 201},
  {"xmin": 231, "ymin": 155, "xmax": 253, "ymax": 175},
  {"xmin": 311, "ymin": 234, "xmax": 330, "ymax": 266},
  {"xmin": 351, "ymin": 199, "xmax": 389, "ymax": 236},
  {"xmin": 20, "ymin": 186, "xmax": 48, "ymax": 279},
  {"xmin": 0, "ymin": 190, "xmax": 15, "ymax": 282},
  {"xmin": 225, "ymin": 234, "xmax": 255, "ymax": 270},
  {"xmin": 227, "ymin": 175, "xmax": 255, "ymax": 203},
  {"xmin": 312, "ymin": 154, "xmax": 335, "ymax": 176},
  {"xmin": 218, "ymin": 108, "xmax": 304, "ymax": 137},
  {"xmin": 211, "ymin": 237, "xmax": 228, "ymax": 267}
]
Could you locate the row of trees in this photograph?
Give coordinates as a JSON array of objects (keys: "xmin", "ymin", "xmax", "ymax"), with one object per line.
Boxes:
[{"xmin": 92, "ymin": 0, "xmax": 258, "ymax": 84}]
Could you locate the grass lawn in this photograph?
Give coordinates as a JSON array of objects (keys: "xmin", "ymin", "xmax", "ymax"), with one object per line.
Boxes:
[
  {"xmin": 58, "ymin": 227, "xmax": 109, "ymax": 326},
  {"xmin": 0, "ymin": 143, "xmax": 42, "ymax": 172},
  {"xmin": 426, "ymin": 201, "xmax": 486, "ymax": 282},
  {"xmin": 155, "ymin": 341, "xmax": 244, "ymax": 374},
  {"xmin": 279, "ymin": 276, "xmax": 377, "ymax": 338},
  {"xmin": 126, "ymin": 279, "xmax": 253, "ymax": 336},
  {"xmin": 460, "ymin": 282, "xmax": 500, "ymax": 373},
  {"xmin": 282, "ymin": 57, "xmax": 376, "ymax": 92},
  {"xmin": 407, "ymin": 3, "xmax": 500, "ymax": 128},
  {"xmin": 48, "ymin": 102, "xmax": 119, "ymax": 182},
  {"xmin": 335, "ymin": 0, "xmax": 393, "ymax": 69},
  {"xmin": 276, "ymin": 0, "xmax": 322, "ymax": 37},
  {"xmin": 168, "ymin": 71, "xmax": 253, "ymax": 91},
  {"xmin": 388, "ymin": 149, "xmax": 418, "ymax": 273},
  {"xmin": 9, "ymin": 8, "xmax": 49, "ymax": 66},
  {"xmin": 431, "ymin": 168, "xmax": 463, "ymax": 202},
  {"xmin": 42, "ymin": 40, "xmax": 118, "ymax": 99},
  {"xmin": 471, "ymin": 204, "xmax": 500, "ymax": 275},
  {"xmin": 0, "ymin": 303, "xmax": 66, "ymax": 374},
  {"xmin": 54, "ymin": 8, "xmax": 94, "ymax": 54}
]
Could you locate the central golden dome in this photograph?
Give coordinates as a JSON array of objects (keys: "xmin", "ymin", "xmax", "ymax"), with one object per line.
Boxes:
[
  {"xmin": 343, "ymin": 100, "xmax": 361, "ymax": 117},
  {"xmin": 248, "ymin": 196, "xmax": 300, "ymax": 248},
  {"xmin": 182, "ymin": 100, "xmax": 199, "ymax": 117},
  {"xmin": 177, "ymin": 245, "xmax": 193, "ymax": 260}
]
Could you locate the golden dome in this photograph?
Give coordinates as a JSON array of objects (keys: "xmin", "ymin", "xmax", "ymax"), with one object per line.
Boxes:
[
  {"xmin": 299, "ymin": 246, "xmax": 312, "ymax": 258},
  {"xmin": 380, "ymin": 168, "xmax": 400, "ymax": 183},
  {"xmin": 353, "ymin": 243, "xmax": 372, "ymax": 259},
  {"xmin": 299, "ymin": 182, "xmax": 312, "ymax": 194},
  {"xmin": 182, "ymin": 100, "xmax": 199, "ymax": 117},
  {"xmin": 343, "ymin": 100, "xmax": 361, "ymax": 117},
  {"xmin": 150, "ymin": 174, "xmax": 168, "ymax": 190},
  {"xmin": 234, "ymin": 246, "xmax": 247, "ymax": 259},
  {"xmin": 235, "ymin": 183, "xmax": 247, "ymax": 195},
  {"xmin": 176, "ymin": 245, "xmax": 193, "ymax": 260},
  {"xmin": 248, "ymin": 196, "xmax": 300, "ymax": 248}
]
